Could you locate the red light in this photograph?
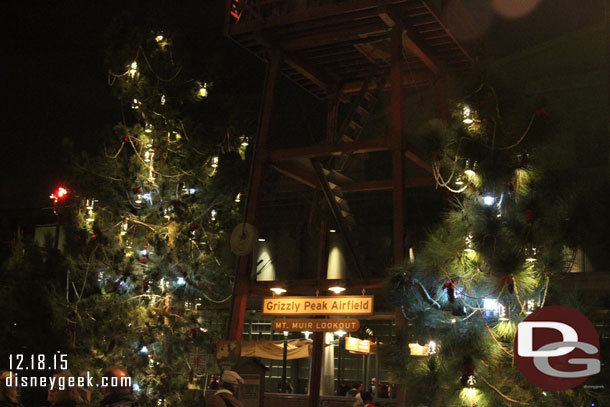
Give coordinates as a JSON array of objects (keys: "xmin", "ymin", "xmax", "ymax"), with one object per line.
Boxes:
[{"xmin": 50, "ymin": 187, "xmax": 69, "ymax": 203}]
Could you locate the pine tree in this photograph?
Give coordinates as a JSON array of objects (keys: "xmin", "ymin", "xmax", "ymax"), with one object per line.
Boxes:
[
  {"xmin": 57, "ymin": 24, "xmax": 251, "ymax": 407},
  {"xmin": 386, "ymin": 84, "xmax": 608, "ymax": 407}
]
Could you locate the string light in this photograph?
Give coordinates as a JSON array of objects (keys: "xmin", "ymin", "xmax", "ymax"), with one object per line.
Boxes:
[
  {"xmin": 160, "ymin": 94, "xmax": 166, "ymax": 105},
  {"xmin": 427, "ymin": 340, "xmax": 437, "ymax": 355},
  {"xmin": 466, "ymin": 375, "xmax": 476, "ymax": 387},
  {"xmin": 464, "ymin": 234, "xmax": 474, "ymax": 253},
  {"xmin": 482, "ymin": 194, "xmax": 496, "ymax": 206},
  {"xmin": 198, "ymin": 83, "xmax": 208, "ymax": 98},
  {"xmin": 129, "ymin": 61, "xmax": 138, "ymax": 78},
  {"xmin": 139, "ymin": 346, "xmax": 149, "ymax": 354},
  {"xmin": 235, "ymin": 193, "xmax": 242, "ymax": 203},
  {"xmin": 498, "ymin": 303, "xmax": 509, "ymax": 321},
  {"xmin": 525, "ymin": 247, "xmax": 537, "ymax": 262},
  {"xmin": 211, "ymin": 156, "xmax": 219, "ymax": 168},
  {"xmin": 210, "ymin": 209, "xmax": 217, "ymax": 221},
  {"xmin": 155, "ymin": 34, "xmax": 164, "ymax": 43},
  {"xmin": 120, "ymin": 220, "xmax": 128, "ymax": 236},
  {"xmin": 135, "ymin": 194, "xmax": 142, "ymax": 204},
  {"xmin": 176, "ymin": 276, "xmax": 186, "ymax": 286},
  {"xmin": 526, "ymin": 299, "xmax": 536, "ymax": 315},
  {"xmin": 464, "ymin": 159, "xmax": 476, "ymax": 176},
  {"xmin": 462, "ymin": 106, "xmax": 474, "ymax": 124}
]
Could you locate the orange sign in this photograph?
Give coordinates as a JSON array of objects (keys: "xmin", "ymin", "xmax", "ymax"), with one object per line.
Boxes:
[
  {"xmin": 272, "ymin": 319, "xmax": 360, "ymax": 332},
  {"xmin": 262, "ymin": 296, "xmax": 374, "ymax": 316},
  {"xmin": 345, "ymin": 337, "xmax": 370, "ymax": 353}
]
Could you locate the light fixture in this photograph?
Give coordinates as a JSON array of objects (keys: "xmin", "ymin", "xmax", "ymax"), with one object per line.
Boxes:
[
  {"xmin": 464, "ymin": 159, "xmax": 476, "ymax": 176},
  {"xmin": 464, "ymin": 234, "xmax": 474, "ymax": 253},
  {"xmin": 198, "ymin": 83, "xmax": 208, "ymax": 98},
  {"xmin": 328, "ymin": 284, "xmax": 346, "ymax": 294},
  {"xmin": 329, "ymin": 229, "xmax": 336, "ymax": 233},
  {"xmin": 462, "ymin": 105, "xmax": 474, "ymax": 124},
  {"xmin": 283, "ymin": 331, "xmax": 289, "ymax": 337},
  {"xmin": 270, "ymin": 287, "xmax": 286, "ymax": 295},
  {"xmin": 302, "ymin": 331, "xmax": 312, "ymax": 339},
  {"xmin": 334, "ymin": 330, "xmax": 346, "ymax": 337},
  {"xmin": 482, "ymin": 194, "xmax": 496, "ymax": 206},
  {"xmin": 525, "ymin": 247, "xmax": 537, "ymax": 262},
  {"xmin": 482, "ymin": 299, "xmax": 498, "ymax": 311}
]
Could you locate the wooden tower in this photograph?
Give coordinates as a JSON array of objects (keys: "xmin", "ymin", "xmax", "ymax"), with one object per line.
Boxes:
[{"xmin": 223, "ymin": 0, "xmax": 473, "ymax": 403}]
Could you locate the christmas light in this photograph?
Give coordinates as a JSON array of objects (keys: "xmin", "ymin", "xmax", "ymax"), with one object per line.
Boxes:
[
  {"xmin": 50, "ymin": 187, "xmax": 69, "ymax": 203},
  {"xmin": 334, "ymin": 330, "xmax": 346, "ymax": 337},
  {"xmin": 132, "ymin": 98, "xmax": 140, "ymax": 109},
  {"xmin": 235, "ymin": 192, "xmax": 242, "ymax": 203},
  {"xmin": 483, "ymin": 298, "xmax": 498, "ymax": 311},
  {"xmin": 155, "ymin": 35, "xmax": 164, "ymax": 43},
  {"xmin": 464, "ymin": 159, "xmax": 476, "ymax": 176},
  {"xmin": 140, "ymin": 346, "xmax": 149, "ymax": 354},
  {"xmin": 176, "ymin": 277, "xmax": 186, "ymax": 286},
  {"xmin": 135, "ymin": 194, "xmax": 142, "ymax": 204},
  {"xmin": 144, "ymin": 150, "xmax": 152, "ymax": 162},
  {"xmin": 258, "ymin": 238, "xmax": 266, "ymax": 242},
  {"xmin": 198, "ymin": 83, "xmax": 208, "ymax": 98},
  {"xmin": 482, "ymin": 194, "xmax": 496, "ymax": 206},
  {"xmin": 525, "ymin": 247, "xmax": 537, "ymax": 262},
  {"xmin": 466, "ymin": 375, "xmax": 476, "ymax": 387},
  {"xmin": 455, "ymin": 175, "xmax": 464, "ymax": 185},
  {"xmin": 270, "ymin": 287, "xmax": 286, "ymax": 295},
  {"xmin": 211, "ymin": 156, "xmax": 219, "ymax": 168},
  {"xmin": 329, "ymin": 229, "xmax": 336, "ymax": 233},
  {"xmin": 129, "ymin": 61, "xmax": 138, "ymax": 78},
  {"xmin": 240, "ymin": 136, "xmax": 249, "ymax": 147},
  {"xmin": 160, "ymin": 94, "xmax": 166, "ymax": 105},
  {"xmin": 526, "ymin": 299, "xmax": 536, "ymax": 315},
  {"xmin": 462, "ymin": 106, "xmax": 474, "ymax": 124},
  {"xmin": 427, "ymin": 340, "xmax": 437, "ymax": 355},
  {"xmin": 464, "ymin": 234, "xmax": 474, "ymax": 252},
  {"xmin": 144, "ymin": 123, "xmax": 153, "ymax": 133},
  {"xmin": 498, "ymin": 303, "xmax": 509, "ymax": 321},
  {"xmin": 133, "ymin": 383, "xmax": 141, "ymax": 392},
  {"xmin": 210, "ymin": 209, "xmax": 217, "ymax": 221}
]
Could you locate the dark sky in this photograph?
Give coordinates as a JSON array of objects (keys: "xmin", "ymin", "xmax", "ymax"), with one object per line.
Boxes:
[
  {"xmin": 1, "ymin": 1, "xmax": 232, "ymax": 210},
  {"xmin": 1, "ymin": 1, "xmax": 605, "ymax": 210}
]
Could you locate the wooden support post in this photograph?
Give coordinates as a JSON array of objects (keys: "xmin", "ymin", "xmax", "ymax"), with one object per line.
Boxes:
[
  {"xmin": 390, "ymin": 24, "xmax": 408, "ymax": 407},
  {"xmin": 434, "ymin": 76, "xmax": 449, "ymax": 123},
  {"xmin": 309, "ymin": 331, "xmax": 324, "ymax": 407},
  {"xmin": 317, "ymin": 219, "xmax": 329, "ymax": 281},
  {"xmin": 390, "ymin": 26, "xmax": 405, "ymax": 266},
  {"xmin": 326, "ymin": 96, "xmax": 339, "ymax": 144},
  {"xmin": 228, "ymin": 48, "xmax": 281, "ymax": 340}
]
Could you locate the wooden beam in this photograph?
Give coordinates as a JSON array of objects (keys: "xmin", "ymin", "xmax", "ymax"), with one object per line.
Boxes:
[
  {"xmin": 229, "ymin": 0, "xmax": 404, "ymax": 35},
  {"xmin": 280, "ymin": 22, "xmax": 390, "ymax": 50},
  {"xmin": 269, "ymin": 162, "xmax": 319, "ymax": 188},
  {"xmin": 341, "ymin": 177, "xmax": 435, "ymax": 193},
  {"xmin": 228, "ymin": 48, "xmax": 282, "ymax": 341},
  {"xmin": 379, "ymin": 6, "xmax": 440, "ymax": 74},
  {"xmin": 405, "ymin": 147, "xmax": 433, "ymax": 174},
  {"xmin": 255, "ymin": 31, "xmax": 330, "ymax": 92},
  {"xmin": 269, "ymin": 138, "xmax": 389, "ymax": 161},
  {"xmin": 341, "ymin": 69, "xmax": 433, "ymax": 94}
]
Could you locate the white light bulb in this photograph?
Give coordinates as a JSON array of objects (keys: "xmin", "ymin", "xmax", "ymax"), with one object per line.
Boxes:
[
  {"xmin": 482, "ymin": 195, "xmax": 495, "ymax": 206},
  {"xmin": 140, "ymin": 346, "xmax": 148, "ymax": 354},
  {"xmin": 176, "ymin": 277, "xmax": 186, "ymax": 286}
]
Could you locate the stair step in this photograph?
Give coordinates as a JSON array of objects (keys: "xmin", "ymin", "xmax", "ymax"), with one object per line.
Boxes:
[
  {"xmin": 349, "ymin": 121, "xmax": 363, "ymax": 129},
  {"xmin": 356, "ymin": 105, "xmax": 370, "ymax": 115}
]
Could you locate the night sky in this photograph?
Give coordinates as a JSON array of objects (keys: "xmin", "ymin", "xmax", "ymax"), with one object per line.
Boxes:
[{"xmin": 1, "ymin": 1, "xmax": 605, "ymax": 211}]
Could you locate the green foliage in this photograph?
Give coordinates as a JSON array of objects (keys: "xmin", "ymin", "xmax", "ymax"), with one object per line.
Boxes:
[
  {"xmin": 384, "ymin": 83, "xmax": 608, "ymax": 406},
  {"xmin": 32, "ymin": 21, "xmax": 255, "ymax": 407}
]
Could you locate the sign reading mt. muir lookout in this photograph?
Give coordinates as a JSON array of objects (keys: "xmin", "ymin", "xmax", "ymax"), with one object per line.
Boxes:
[{"xmin": 262, "ymin": 296, "xmax": 374, "ymax": 316}]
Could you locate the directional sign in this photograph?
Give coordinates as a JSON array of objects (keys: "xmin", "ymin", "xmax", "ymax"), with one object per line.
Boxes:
[
  {"xmin": 262, "ymin": 296, "xmax": 374, "ymax": 316},
  {"xmin": 272, "ymin": 319, "xmax": 360, "ymax": 332}
]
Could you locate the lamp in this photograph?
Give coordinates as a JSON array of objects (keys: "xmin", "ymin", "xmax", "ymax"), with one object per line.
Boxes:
[
  {"xmin": 270, "ymin": 286, "xmax": 286, "ymax": 295},
  {"xmin": 328, "ymin": 281, "xmax": 346, "ymax": 294}
]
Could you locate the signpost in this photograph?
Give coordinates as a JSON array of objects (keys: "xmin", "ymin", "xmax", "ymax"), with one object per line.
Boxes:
[
  {"xmin": 262, "ymin": 296, "xmax": 374, "ymax": 316},
  {"xmin": 272, "ymin": 318, "xmax": 360, "ymax": 332}
]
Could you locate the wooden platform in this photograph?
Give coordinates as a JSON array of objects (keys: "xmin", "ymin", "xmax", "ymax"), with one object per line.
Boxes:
[{"xmin": 225, "ymin": 0, "xmax": 472, "ymax": 98}]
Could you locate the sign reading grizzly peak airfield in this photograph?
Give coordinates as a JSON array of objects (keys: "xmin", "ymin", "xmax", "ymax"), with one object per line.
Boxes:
[
  {"xmin": 273, "ymin": 318, "xmax": 360, "ymax": 332},
  {"xmin": 262, "ymin": 296, "xmax": 374, "ymax": 316}
]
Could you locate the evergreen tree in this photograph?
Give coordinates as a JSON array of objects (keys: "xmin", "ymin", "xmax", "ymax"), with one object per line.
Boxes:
[
  {"xmin": 56, "ymin": 23, "xmax": 252, "ymax": 407},
  {"xmin": 386, "ymin": 84, "xmax": 608, "ymax": 407}
]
